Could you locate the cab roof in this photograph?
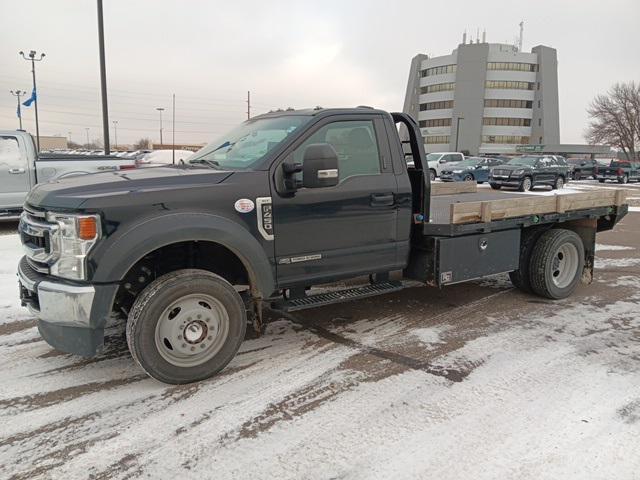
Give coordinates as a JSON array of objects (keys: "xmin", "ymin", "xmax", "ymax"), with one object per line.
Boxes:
[{"xmin": 251, "ymin": 106, "xmax": 389, "ymax": 120}]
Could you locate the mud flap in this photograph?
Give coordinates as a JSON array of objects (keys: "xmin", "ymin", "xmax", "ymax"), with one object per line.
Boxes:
[{"xmin": 563, "ymin": 218, "xmax": 597, "ymax": 285}]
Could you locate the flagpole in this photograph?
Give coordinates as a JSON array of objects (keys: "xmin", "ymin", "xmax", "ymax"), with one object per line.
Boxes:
[
  {"xmin": 19, "ymin": 50, "xmax": 45, "ymax": 152},
  {"xmin": 97, "ymin": 0, "xmax": 110, "ymax": 155}
]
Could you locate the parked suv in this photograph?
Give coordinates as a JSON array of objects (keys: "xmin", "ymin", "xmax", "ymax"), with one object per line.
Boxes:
[
  {"xmin": 440, "ymin": 157, "xmax": 505, "ymax": 183},
  {"xmin": 567, "ymin": 158, "xmax": 599, "ymax": 180},
  {"xmin": 489, "ymin": 155, "xmax": 570, "ymax": 192},
  {"xmin": 425, "ymin": 152, "xmax": 465, "ymax": 180}
]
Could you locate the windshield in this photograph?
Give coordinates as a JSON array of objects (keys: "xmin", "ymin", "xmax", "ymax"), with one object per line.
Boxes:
[
  {"xmin": 189, "ymin": 115, "xmax": 311, "ymax": 169},
  {"xmin": 426, "ymin": 153, "xmax": 443, "ymax": 162},
  {"xmin": 507, "ymin": 156, "xmax": 539, "ymax": 166}
]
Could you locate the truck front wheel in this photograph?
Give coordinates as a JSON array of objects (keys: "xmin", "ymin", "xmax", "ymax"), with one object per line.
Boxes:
[
  {"xmin": 429, "ymin": 169, "xmax": 436, "ymax": 182},
  {"xmin": 126, "ymin": 269, "xmax": 247, "ymax": 384},
  {"xmin": 529, "ymin": 229, "xmax": 584, "ymax": 299}
]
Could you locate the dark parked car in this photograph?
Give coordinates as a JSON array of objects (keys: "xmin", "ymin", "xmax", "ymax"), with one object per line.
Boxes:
[
  {"xmin": 567, "ymin": 158, "xmax": 599, "ymax": 180},
  {"xmin": 597, "ymin": 160, "xmax": 640, "ymax": 184},
  {"xmin": 440, "ymin": 157, "xmax": 505, "ymax": 183},
  {"xmin": 489, "ymin": 155, "xmax": 570, "ymax": 192}
]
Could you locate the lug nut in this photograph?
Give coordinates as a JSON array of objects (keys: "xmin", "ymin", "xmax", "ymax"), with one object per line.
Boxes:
[
  {"xmin": 178, "ymin": 335, "xmax": 182, "ymax": 340},
  {"xmin": 197, "ymin": 314, "xmax": 202, "ymax": 319},
  {"xmin": 182, "ymin": 343, "xmax": 187, "ymax": 348},
  {"xmin": 190, "ymin": 346, "xmax": 195, "ymax": 351},
  {"xmin": 200, "ymin": 344, "xmax": 205, "ymax": 349},
  {"xmin": 207, "ymin": 336, "xmax": 213, "ymax": 341}
]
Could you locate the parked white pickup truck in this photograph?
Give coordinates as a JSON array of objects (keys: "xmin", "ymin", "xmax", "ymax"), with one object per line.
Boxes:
[
  {"xmin": 426, "ymin": 152, "xmax": 465, "ymax": 180},
  {"xmin": 1, "ymin": 130, "xmax": 138, "ymax": 220}
]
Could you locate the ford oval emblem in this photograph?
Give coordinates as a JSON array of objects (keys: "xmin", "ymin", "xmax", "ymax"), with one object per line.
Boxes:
[{"xmin": 234, "ymin": 198, "xmax": 255, "ymax": 213}]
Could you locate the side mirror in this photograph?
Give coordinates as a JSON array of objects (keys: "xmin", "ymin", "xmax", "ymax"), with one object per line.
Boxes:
[
  {"xmin": 302, "ymin": 143, "xmax": 339, "ymax": 188},
  {"xmin": 439, "ymin": 159, "xmax": 446, "ymax": 164}
]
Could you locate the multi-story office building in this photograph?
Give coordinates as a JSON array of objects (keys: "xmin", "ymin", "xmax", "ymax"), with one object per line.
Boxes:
[{"xmin": 403, "ymin": 38, "xmax": 560, "ymax": 154}]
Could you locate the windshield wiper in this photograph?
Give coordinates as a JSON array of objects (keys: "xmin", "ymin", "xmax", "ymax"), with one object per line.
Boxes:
[{"xmin": 189, "ymin": 159, "xmax": 221, "ymax": 169}]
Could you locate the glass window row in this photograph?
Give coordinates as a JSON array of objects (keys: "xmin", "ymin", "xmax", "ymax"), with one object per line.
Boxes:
[
  {"xmin": 420, "ymin": 64, "xmax": 457, "ymax": 77},
  {"xmin": 483, "ymin": 117, "xmax": 531, "ymax": 127},
  {"xmin": 419, "ymin": 100, "xmax": 454, "ymax": 111}
]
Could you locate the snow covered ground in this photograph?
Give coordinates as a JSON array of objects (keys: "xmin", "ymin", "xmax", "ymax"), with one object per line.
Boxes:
[{"xmin": 1, "ymin": 209, "xmax": 639, "ymax": 479}]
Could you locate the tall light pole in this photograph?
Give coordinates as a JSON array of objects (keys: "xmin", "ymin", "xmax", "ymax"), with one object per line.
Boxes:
[
  {"xmin": 112, "ymin": 120, "xmax": 118, "ymax": 149},
  {"xmin": 68, "ymin": 131, "xmax": 72, "ymax": 144},
  {"xmin": 156, "ymin": 107, "xmax": 165, "ymax": 146},
  {"xmin": 85, "ymin": 127, "xmax": 90, "ymax": 146},
  {"xmin": 10, "ymin": 90, "xmax": 25, "ymax": 130},
  {"xmin": 19, "ymin": 50, "xmax": 45, "ymax": 152},
  {"xmin": 454, "ymin": 116, "xmax": 464, "ymax": 152},
  {"xmin": 96, "ymin": 0, "xmax": 110, "ymax": 155}
]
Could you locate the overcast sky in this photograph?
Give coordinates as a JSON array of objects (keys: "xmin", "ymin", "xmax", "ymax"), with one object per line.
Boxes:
[{"xmin": 1, "ymin": 0, "xmax": 638, "ymax": 146}]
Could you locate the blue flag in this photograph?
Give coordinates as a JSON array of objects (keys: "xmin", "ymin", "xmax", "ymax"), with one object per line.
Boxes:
[{"xmin": 22, "ymin": 88, "xmax": 36, "ymax": 107}]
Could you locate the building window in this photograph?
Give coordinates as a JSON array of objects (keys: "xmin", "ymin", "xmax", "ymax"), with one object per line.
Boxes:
[
  {"xmin": 425, "ymin": 135, "xmax": 451, "ymax": 144},
  {"xmin": 421, "ymin": 64, "xmax": 457, "ymax": 77},
  {"xmin": 420, "ymin": 118, "xmax": 452, "ymax": 128},
  {"xmin": 420, "ymin": 82, "xmax": 456, "ymax": 94},
  {"xmin": 485, "ymin": 80, "xmax": 534, "ymax": 90},
  {"xmin": 538, "ymin": 118, "xmax": 542, "ymax": 126},
  {"xmin": 487, "ymin": 62, "xmax": 537, "ymax": 72},
  {"xmin": 484, "ymin": 99, "xmax": 533, "ymax": 108},
  {"xmin": 482, "ymin": 135, "xmax": 530, "ymax": 144},
  {"xmin": 538, "ymin": 100, "xmax": 541, "ymax": 108},
  {"xmin": 483, "ymin": 117, "xmax": 531, "ymax": 127},
  {"xmin": 420, "ymin": 100, "xmax": 454, "ymax": 111}
]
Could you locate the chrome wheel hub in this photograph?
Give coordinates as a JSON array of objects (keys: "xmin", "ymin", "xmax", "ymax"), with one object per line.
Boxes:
[{"xmin": 551, "ymin": 243, "xmax": 579, "ymax": 288}]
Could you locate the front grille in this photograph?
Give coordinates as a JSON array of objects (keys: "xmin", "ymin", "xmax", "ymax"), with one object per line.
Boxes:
[
  {"xmin": 19, "ymin": 208, "xmax": 59, "ymax": 268},
  {"xmin": 492, "ymin": 169, "xmax": 510, "ymax": 176}
]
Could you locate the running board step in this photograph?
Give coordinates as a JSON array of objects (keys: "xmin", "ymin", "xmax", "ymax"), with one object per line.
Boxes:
[{"xmin": 275, "ymin": 281, "xmax": 404, "ymax": 312}]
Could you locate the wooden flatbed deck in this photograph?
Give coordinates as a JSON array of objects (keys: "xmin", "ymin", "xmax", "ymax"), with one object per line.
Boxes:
[{"xmin": 425, "ymin": 182, "xmax": 629, "ymax": 236}]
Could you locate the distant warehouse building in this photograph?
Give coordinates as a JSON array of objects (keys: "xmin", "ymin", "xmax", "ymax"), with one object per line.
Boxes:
[{"xmin": 403, "ymin": 37, "xmax": 560, "ymax": 155}]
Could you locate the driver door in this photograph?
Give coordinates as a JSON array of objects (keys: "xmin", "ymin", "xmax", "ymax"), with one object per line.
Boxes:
[
  {"xmin": 270, "ymin": 116, "xmax": 400, "ymax": 287},
  {"xmin": 0, "ymin": 135, "xmax": 31, "ymax": 211}
]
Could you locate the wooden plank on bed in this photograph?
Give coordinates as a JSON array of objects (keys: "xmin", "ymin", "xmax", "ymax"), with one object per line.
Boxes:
[
  {"xmin": 449, "ymin": 189, "xmax": 627, "ymax": 225},
  {"xmin": 431, "ymin": 182, "xmax": 477, "ymax": 196}
]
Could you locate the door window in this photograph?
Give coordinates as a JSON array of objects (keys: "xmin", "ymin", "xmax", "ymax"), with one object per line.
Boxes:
[
  {"xmin": 0, "ymin": 136, "xmax": 21, "ymax": 168},
  {"xmin": 292, "ymin": 120, "xmax": 381, "ymax": 183}
]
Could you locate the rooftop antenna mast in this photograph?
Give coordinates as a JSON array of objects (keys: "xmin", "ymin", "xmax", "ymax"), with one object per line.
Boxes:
[{"xmin": 518, "ymin": 21, "xmax": 524, "ymax": 51}]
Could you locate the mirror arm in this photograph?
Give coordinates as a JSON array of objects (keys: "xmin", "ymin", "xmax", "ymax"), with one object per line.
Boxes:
[{"xmin": 283, "ymin": 162, "xmax": 302, "ymax": 175}]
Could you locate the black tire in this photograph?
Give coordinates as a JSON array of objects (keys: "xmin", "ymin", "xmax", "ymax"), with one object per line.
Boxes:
[
  {"xmin": 598, "ymin": 179, "xmax": 605, "ymax": 183},
  {"xmin": 429, "ymin": 170, "xmax": 436, "ymax": 182},
  {"xmin": 478, "ymin": 181, "xmax": 485, "ymax": 184},
  {"xmin": 126, "ymin": 269, "xmax": 247, "ymax": 384},
  {"xmin": 529, "ymin": 229, "xmax": 585, "ymax": 299},
  {"xmin": 490, "ymin": 183, "xmax": 501, "ymax": 190},
  {"xmin": 463, "ymin": 174, "xmax": 474, "ymax": 182},
  {"xmin": 519, "ymin": 176, "xmax": 533, "ymax": 192},
  {"xmin": 508, "ymin": 227, "xmax": 547, "ymax": 293},
  {"xmin": 552, "ymin": 175, "xmax": 565, "ymax": 190},
  {"xmin": 618, "ymin": 174, "xmax": 629, "ymax": 184}
]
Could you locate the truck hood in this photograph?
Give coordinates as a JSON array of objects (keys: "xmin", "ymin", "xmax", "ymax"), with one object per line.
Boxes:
[
  {"xmin": 26, "ymin": 166, "xmax": 234, "ymax": 209},
  {"xmin": 492, "ymin": 165, "xmax": 532, "ymax": 172}
]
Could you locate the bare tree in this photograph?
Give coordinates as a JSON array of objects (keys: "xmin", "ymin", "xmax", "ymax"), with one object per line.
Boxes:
[
  {"xmin": 585, "ymin": 81, "xmax": 640, "ymax": 160},
  {"xmin": 133, "ymin": 137, "xmax": 152, "ymax": 150}
]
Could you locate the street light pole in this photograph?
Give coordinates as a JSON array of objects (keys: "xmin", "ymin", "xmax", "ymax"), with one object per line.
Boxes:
[
  {"xmin": 112, "ymin": 120, "xmax": 118, "ymax": 149},
  {"xmin": 156, "ymin": 107, "xmax": 165, "ymax": 146},
  {"xmin": 19, "ymin": 50, "xmax": 45, "ymax": 152},
  {"xmin": 454, "ymin": 116, "xmax": 464, "ymax": 152},
  {"xmin": 96, "ymin": 0, "xmax": 110, "ymax": 155},
  {"xmin": 85, "ymin": 127, "xmax": 90, "ymax": 146},
  {"xmin": 10, "ymin": 90, "xmax": 25, "ymax": 130}
]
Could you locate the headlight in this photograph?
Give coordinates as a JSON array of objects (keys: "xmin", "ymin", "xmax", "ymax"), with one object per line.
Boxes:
[
  {"xmin": 46, "ymin": 212, "xmax": 101, "ymax": 280},
  {"xmin": 512, "ymin": 169, "xmax": 525, "ymax": 175},
  {"xmin": 452, "ymin": 170, "xmax": 463, "ymax": 174}
]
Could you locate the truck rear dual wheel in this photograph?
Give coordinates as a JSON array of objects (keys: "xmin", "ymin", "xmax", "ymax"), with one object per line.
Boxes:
[
  {"xmin": 528, "ymin": 229, "xmax": 585, "ymax": 299},
  {"xmin": 126, "ymin": 269, "xmax": 247, "ymax": 384}
]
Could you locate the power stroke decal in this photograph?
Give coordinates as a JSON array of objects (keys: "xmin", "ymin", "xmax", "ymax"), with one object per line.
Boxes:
[{"xmin": 256, "ymin": 197, "xmax": 274, "ymax": 241}]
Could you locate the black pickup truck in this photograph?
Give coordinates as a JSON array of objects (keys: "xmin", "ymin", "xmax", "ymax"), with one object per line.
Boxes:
[
  {"xmin": 17, "ymin": 107, "xmax": 628, "ymax": 384},
  {"xmin": 597, "ymin": 160, "xmax": 640, "ymax": 184}
]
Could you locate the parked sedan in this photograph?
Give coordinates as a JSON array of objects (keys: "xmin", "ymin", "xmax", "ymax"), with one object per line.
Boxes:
[
  {"xmin": 489, "ymin": 155, "xmax": 570, "ymax": 192},
  {"xmin": 440, "ymin": 157, "xmax": 505, "ymax": 183}
]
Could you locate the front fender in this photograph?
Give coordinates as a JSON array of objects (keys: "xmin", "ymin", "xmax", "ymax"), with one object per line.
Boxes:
[{"xmin": 89, "ymin": 212, "xmax": 275, "ymax": 297}]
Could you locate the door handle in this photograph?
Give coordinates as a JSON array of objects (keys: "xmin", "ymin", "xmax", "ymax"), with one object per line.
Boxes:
[
  {"xmin": 370, "ymin": 193, "xmax": 394, "ymax": 206},
  {"xmin": 8, "ymin": 168, "xmax": 26, "ymax": 174}
]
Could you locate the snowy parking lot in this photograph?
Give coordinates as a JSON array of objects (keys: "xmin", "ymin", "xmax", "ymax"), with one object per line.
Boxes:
[{"xmin": 1, "ymin": 183, "xmax": 639, "ymax": 479}]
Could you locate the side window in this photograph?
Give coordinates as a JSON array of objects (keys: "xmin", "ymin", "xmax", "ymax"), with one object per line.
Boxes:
[
  {"xmin": 292, "ymin": 120, "xmax": 381, "ymax": 183},
  {"xmin": 0, "ymin": 136, "xmax": 22, "ymax": 168}
]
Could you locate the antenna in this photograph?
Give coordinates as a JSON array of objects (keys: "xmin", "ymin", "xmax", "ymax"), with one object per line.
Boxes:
[
  {"xmin": 476, "ymin": 27, "xmax": 480, "ymax": 43},
  {"xmin": 518, "ymin": 21, "xmax": 524, "ymax": 51},
  {"xmin": 462, "ymin": 30, "xmax": 467, "ymax": 44},
  {"xmin": 482, "ymin": 29, "xmax": 486, "ymax": 43}
]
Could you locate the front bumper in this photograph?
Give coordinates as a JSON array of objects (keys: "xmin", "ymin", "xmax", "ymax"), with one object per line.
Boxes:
[
  {"xmin": 489, "ymin": 177, "xmax": 521, "ymax": 187},
  {"xmin": 18, "ymin": 256, "xmax": 118, "ymax": 356}
]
